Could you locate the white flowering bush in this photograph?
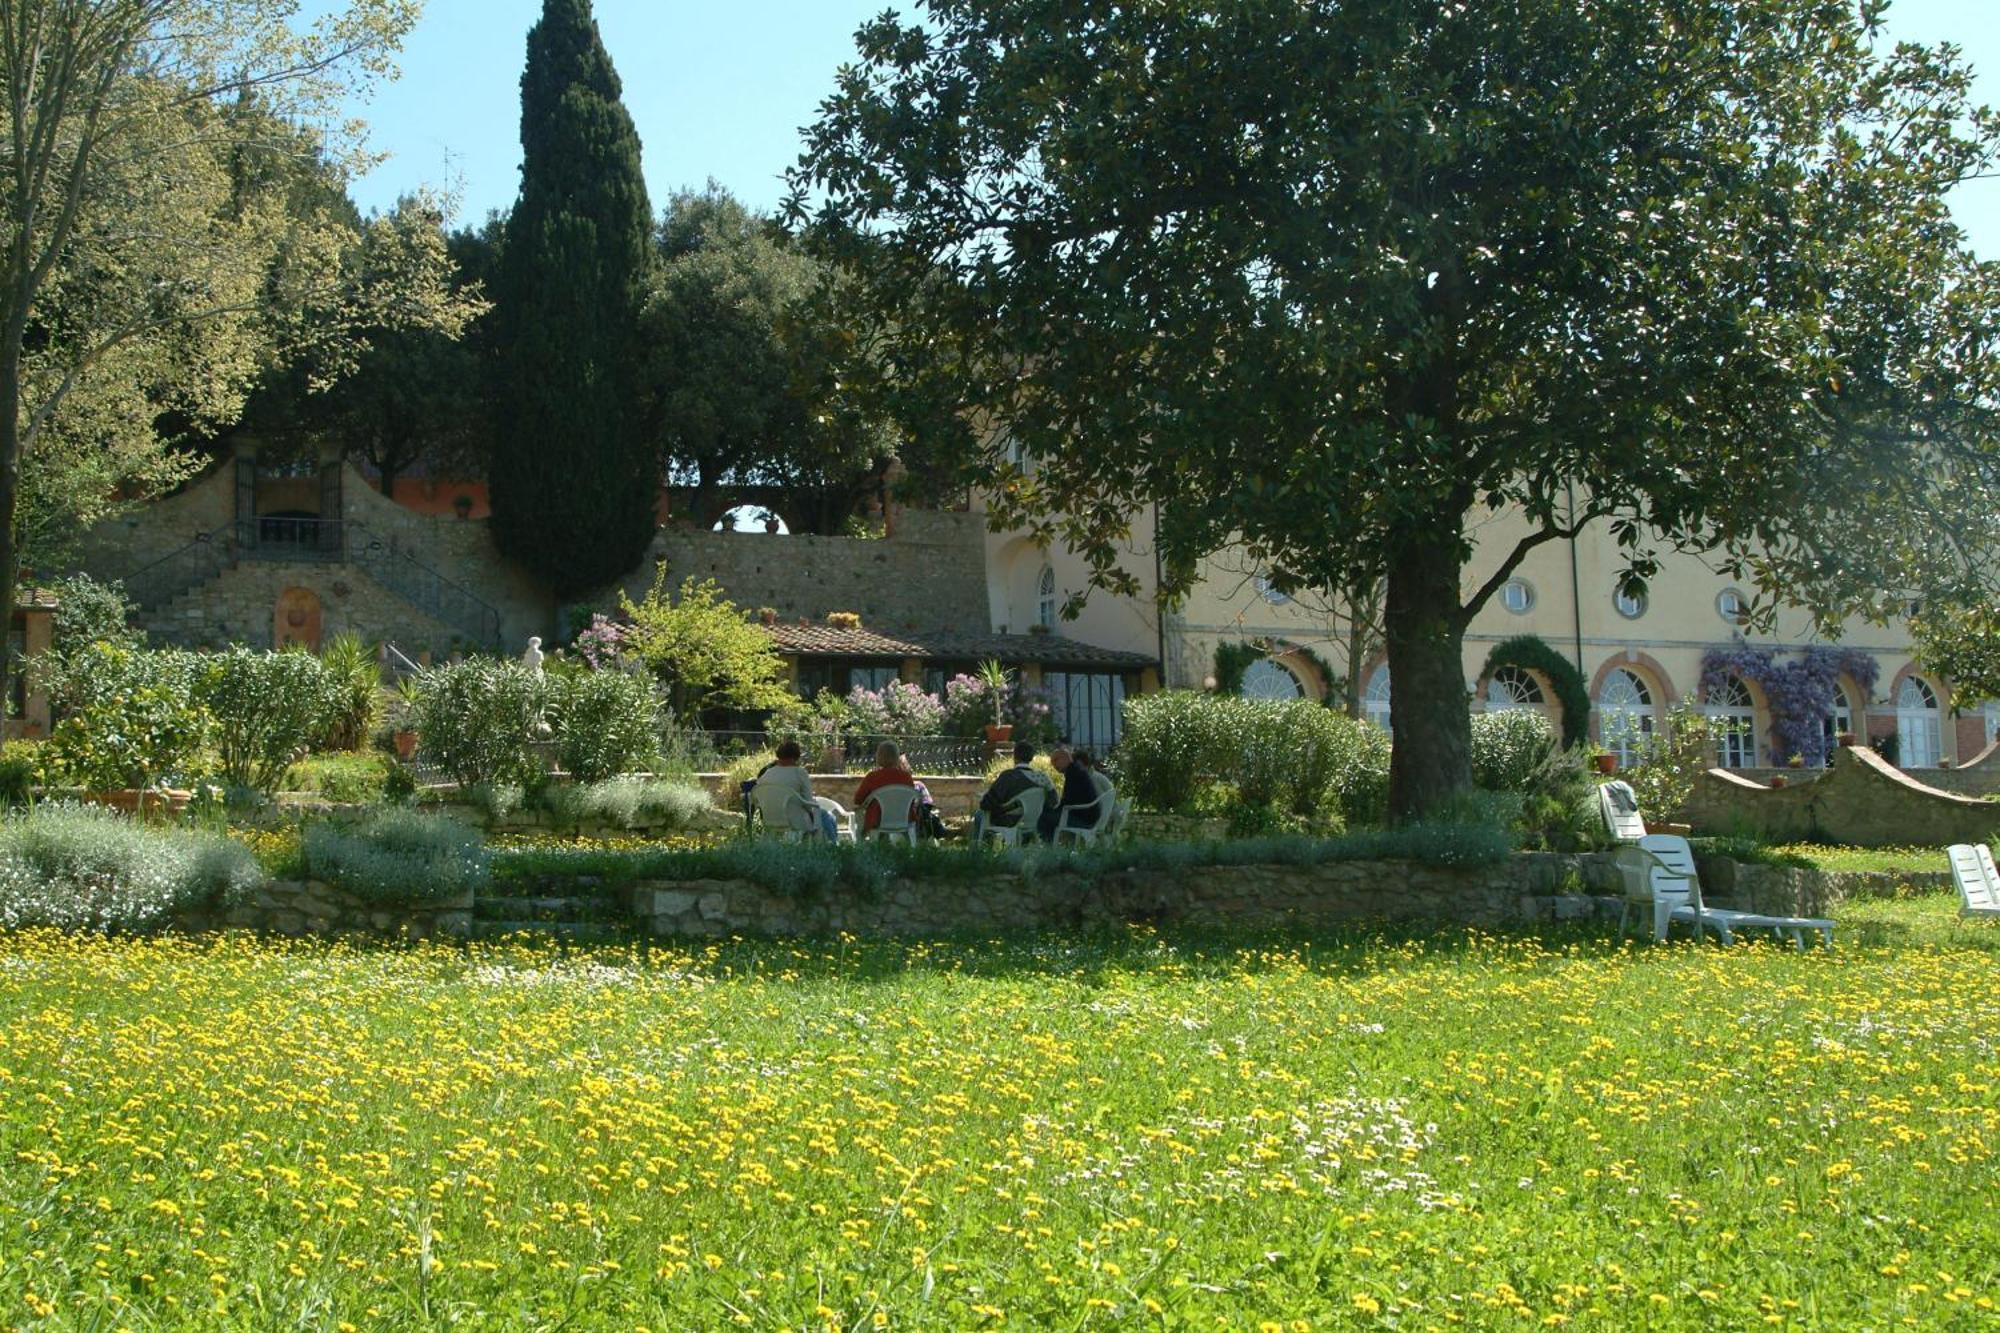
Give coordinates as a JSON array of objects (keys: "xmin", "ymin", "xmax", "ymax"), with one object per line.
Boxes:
[
  {"xmin": 544, "ymin": 776, "xmax": 710, "ymax": 832},
  {"xmin": 0, "ymin": 802, "xmax": 259, "ymax": 931},
  {"xmin": 1470, "ymin": 709, "xmax": 1559, "ymax": 793},
  {"xmin": 302, "ymin": 809, "xmax": 490, "ymax": 904}
]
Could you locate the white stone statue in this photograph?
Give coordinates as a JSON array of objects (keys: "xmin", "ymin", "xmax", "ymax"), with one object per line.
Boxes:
[{"xmin": 521, "ymin": 636, "xmax": 544, "ymax": 673}]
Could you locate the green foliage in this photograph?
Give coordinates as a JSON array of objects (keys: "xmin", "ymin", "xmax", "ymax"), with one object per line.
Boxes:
[
  {"xmin": 284, "ymin": 752, "xmax": 393, "ymax": 804},
  {"xmin": 382, "ymin": 762, "xmax": 418, "ymax": 806},
  {"xmin": 489, "ymin": 0, "xmax": 657, "ymax": 594},
  {"xmin": 195, "ymin": 648, "xmax": 339, "ymax": 795},
  {"xmin": 1689, "ymin": 836, "xmax": 1814, "ymax": 872},
  {"xmin": 48, "ymin": 645, "xmax": 209, "ymax": 790},
  {"xmin": 543, "ymin": 776, "xmax": 711, "ymax": 833},
  {"xmin": 641, "ymin": 186, "xmax": 896, "ymax": 533},
  {"xmin": 494, "ymin": 823, "xmax": 1517, "ymax": 899},
  {"xmin": 1482, "ymin": 637, "xmax": 1591, "ymax": 748},
  {"xmin": 410, "ymin": 659, "xmax": 551, "ymax": 790},
  {"xmin": 44, "ymin": 574, "xmax": 137, "ymax": 659},
  {"xmin": 792, "ymin": 0, "xmax": 2000, "ymax": 822},
  {"xmin": 548, "ymin": 668, "xmax": 661, "ymax": 782},
  {"xmin": 0, "ymin": 802, "xmax": 258, "ymax": 931},
  {"xmin": 1470, "ymin": 710, "xmax": 1559, "ymax": 794},
  {"xmin": 317, "ymin": 635, "xmax": 381, "ymax": 752},
  {"xmin": 1120, "ymin": 692, "xmax": 1386, "ymax": 823},
  {"xmin": 618, "ymin": 566, "xmax": 795, "ymax": 719},
  {"xmin": 0, "ymin": 741, "xmax": 44, "ymax": 808},
  {"xmin": 1624, "ymin": 703, "xmax": 1717, "ymax": 820},
  {"xmin": 724, "ymin": 751, "xmax": 778, "ymax": 793},
  {"xmin": 1913, "ymin": 601, "xmax": 2000, "ymax": 708},
  {"xmin": 1211, "ymin": 642, "xmax": 1261, "ymax": 697},
  {"xmin": 302, "ymin": 809, "xmax": 489, "ymax": 904}
]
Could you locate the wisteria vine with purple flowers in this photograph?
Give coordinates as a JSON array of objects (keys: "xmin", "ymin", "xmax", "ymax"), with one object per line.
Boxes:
[{"xmin": 1698, "ymin": 644, "xmax": 1878, "ymax": 767}]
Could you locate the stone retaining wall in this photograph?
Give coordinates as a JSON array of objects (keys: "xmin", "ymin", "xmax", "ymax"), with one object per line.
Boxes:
[
  {"xmin": 179, "ymin": 880, "xmax": 473, "ymax": 941},
  {"xmin": 1682, "ymin": 745, "xmax": 2000, "ymax": 848}
]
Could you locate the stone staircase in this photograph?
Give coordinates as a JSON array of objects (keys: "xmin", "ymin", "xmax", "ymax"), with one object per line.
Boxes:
[{"xmin": 468, "ymin": 884, "xmax": 639, "ymax": 944}]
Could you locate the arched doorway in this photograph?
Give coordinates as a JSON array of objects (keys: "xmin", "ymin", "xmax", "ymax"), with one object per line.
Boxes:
[
  {"xmin": 274, "ymin": 587, "xmax": 323, "ymax": 652},
  {"xmin": 1597, "ymin": 667, "xmax": 1656, "ymax": 767}
]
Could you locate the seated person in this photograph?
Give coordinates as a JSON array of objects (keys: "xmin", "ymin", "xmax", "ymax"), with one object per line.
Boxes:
[
  {"xmin": 978, "ymin": 741, "xmax": 1056, "ymax": 833},
  {"xmin": 757, "ymin": 740, "xmax": 837, "ymax": 841},
  {"xmin": 1038, "ymin": 747, "xmax": 1103, "ymax": 842},
  {"xmin": 853, "ymin": 741, "xmax": 918, "ymax": 831}
]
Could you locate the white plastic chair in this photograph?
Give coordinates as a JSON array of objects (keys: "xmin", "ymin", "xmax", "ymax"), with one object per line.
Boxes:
[
  {"xmin": 1949, "ymin": 844, "xmax": 2000, "ymax": 922},
  {"xmin": 1626, "ymin": 833, "xmax": 1833, "ymax": 947},
  {"xmin": 981, "ymin": 785, "xmax": 1047, "ymax": 849},
  {"xmin": 1053, "ymin": 783, "xmax": 1124, "ymax": 847},
  {"xmin": 813, "ymin": 796, "xmax": 857, "ymax": 844},
  {"xmin": 1597, "ymin": 780, "xmax": 1646, "ymax": 843},
  {"xmin": 862, "ymin": 788, "xmax": 919, "ymax": 845},
  {"xmin": 752, "ymin": 783, "xmax": 829, "ymax": 843}
]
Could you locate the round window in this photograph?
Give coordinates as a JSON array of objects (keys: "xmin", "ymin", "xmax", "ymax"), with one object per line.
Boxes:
[
  {"xmin": 1501, "ymin": 579, "xmax": 1535, "ymax": 615},
  {"xmin": 1614, "ymin": 585, "xmax": 1647, "ymax": 619}
]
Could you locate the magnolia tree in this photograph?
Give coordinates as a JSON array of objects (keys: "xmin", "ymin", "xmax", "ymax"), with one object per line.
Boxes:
[{"xmin": 789, "ymin": 0, "xmax": 2000, "ymax": 821}]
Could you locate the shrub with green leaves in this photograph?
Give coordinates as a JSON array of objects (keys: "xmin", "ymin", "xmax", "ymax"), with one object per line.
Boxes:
[
  {"xmin": 48, "ymin": 644, "xmax": 210, "ymax": 790},
  {"xmin": 548, "ymin": 668, "xmax": 660, "ymax": 782},
  {"xmin": 195, "ymin": 648, "xmax": 339, "ymax": 794},
  {"xmin": 302, "ymin": 809, "xmax": 490, "ymax": 904},
  {"xmin": 545, "ymin": 776, "xmax": 711, "ymax": 831},
  {"xmin": 1470, "ymin": 709, "xmax": 1559, "ymax": 793},
  {"xmin": 0, "ymin": 801, "xmax": 259, "ymax": 931},
  {"xmin": 1625, "ymin": 702, "xmax": 1717, "ymax": 819},
  {"xmin": 1283, "ymin": 703, "xmax": 1390, "ymax": 823},
  {"xmin": 1117, "ymin": 691, "xmax": 1241, "ymax": 811},
  {"xmin": 410, "ymin": 658, "xmax": 550, "ymax": 789},
  {"xmin": 317, "ymin": 634, "xmax": 381, "ymax": 751},
  {"xmin": 0, "ymin": 740, "xmax": 46, "ymax": 808}
]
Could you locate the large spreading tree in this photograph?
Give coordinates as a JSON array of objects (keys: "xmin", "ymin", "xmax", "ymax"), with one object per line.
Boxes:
[
  {"xmin": 0, "ymin": 0, "xmax": 443, "ymax": 712},
  {"xmin": 789, "ymin": 0, "xmax": 2000, "ymax": 820},
  {"xmin": 490, "ymin": 0, "xmax": 657, "ymax": 596}
]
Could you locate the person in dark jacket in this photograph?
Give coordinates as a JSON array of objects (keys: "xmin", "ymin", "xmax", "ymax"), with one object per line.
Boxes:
[
  {"xmin": 977, "ymin": 741, "xmax": 1056, "ymax": 838},
  {"xmin": 1038, "ymin": 747, "xmax": 1102, "ymax": 842}
]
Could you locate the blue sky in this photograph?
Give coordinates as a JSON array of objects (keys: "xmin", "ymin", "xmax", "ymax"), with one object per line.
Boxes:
[{"xmin": 343, "ymin": 0, "xmax": 1998, "ymax": 256}]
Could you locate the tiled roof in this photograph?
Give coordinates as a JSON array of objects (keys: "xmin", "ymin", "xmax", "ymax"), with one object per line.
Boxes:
[
  {"xmin": 15, "ymin": 588, "xmax": 57, "ymax": 610},
  {"xmin": 762, "ymin": 623, "xmax": 1155, "ymax": 668}
]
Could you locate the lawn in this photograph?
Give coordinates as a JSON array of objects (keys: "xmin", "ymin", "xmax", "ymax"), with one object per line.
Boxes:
[
  {"xmin": 1771, "ymin": 844, "xmax": 1952, "ymax": 877},
  {"xmin": 1, "ymin": 899, "xmax": 1995, "ymax": 1328}
]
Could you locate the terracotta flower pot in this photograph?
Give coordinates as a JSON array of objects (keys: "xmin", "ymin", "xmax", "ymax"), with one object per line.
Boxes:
[
  {"xmin": 1593, "ymin": 753, "xmax": 1617, "ymax": 775},
  {"xmin": 394, "ymin": 730, "xmax": 418, "ymax": 760},
  {"xmin": 1770, "ymin": 775, "xmax": 1787, "ymax": 789},
  {"xmin": 1837, "ymin": 732, "xmax": 1858, "ymax": 748},
  {"xmin": 984, "ymin": 724, "xmax": 1014, "ymax": 744}
]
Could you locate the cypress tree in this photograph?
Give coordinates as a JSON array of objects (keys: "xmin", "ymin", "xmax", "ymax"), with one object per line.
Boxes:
[{"xmin": 490, "ymin": 0, "xmax": 656, "ymax": 596}]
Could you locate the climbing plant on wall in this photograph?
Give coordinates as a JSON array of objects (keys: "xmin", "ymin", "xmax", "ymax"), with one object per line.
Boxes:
[
  {"xmin": 1481, "ymin": 636, "xmax": 1591, "ymax": 749},
  {"xmin": 1697, "ymin": 645, "xmax": 1878, "ymax": 768},
  {"xmin": 1213, "ymin": 639, "xmax": 1342, "ymax": 706},
  {"xmin": 1212, "ymin": 641, "xmax": 1262, "ymax": 697}
]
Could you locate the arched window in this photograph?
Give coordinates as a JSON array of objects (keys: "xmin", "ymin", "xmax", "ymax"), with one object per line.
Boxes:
[
  {"xmin": 1363, "ymin": 664, "xmax": 1392, "ymax": 733},
  {"xmin": 1598, "ymin": 668, "xmax": 1655, "ymax": 766},
  {"xmin": 1984, "ymin": 699, "xmax": 2000, "ymax": 746},
  {"xmin": 1705, "ymin": 676, "xmax": 1758, "ymax": 768},
  {"xmin": 1819, "ymin": 681, "xmax": 1856, "ymax": 764},
  {"xmin": 1036, "ymin": 566, "xmax": 1057, "ymax": 628},
  {"xmin": 1241, "ymin": 659, "xmax": 1303, "ymax": 701},
  {"xmin": 1896, "ymin": 675, "xmax": 1942, "ymax": 768},
  {"xmin": 1485, "ymin": 665, "xmax": 1544, "ymax": 712}
]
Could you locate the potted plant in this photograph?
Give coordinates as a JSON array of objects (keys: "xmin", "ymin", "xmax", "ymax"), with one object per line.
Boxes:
[
  {"xmin": 978, "ymin": 659, "xmax": 1013, "ymax": 743},
  {"xmin": 757, "ymin": 606, "xmax": 780, "ymax": 627},
  {"xmin": 392, "ymin": 676, "xmax": 423, "ymax": 759},
  {"xmin": 1592, "ymin": 751, "xmax": 1617, "ymax": 775},
  {"xmin": 1837, "ymin": 731, "xmax": 1858, "ymax": 748},
  {"xmin": 1770, "ymin": 775, "xmax": 1787, "ymax": 789}
]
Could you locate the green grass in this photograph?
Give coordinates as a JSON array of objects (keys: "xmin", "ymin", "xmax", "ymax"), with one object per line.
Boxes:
[
  {"xmin": 282, "ymin": 750, "xmax": 394, "ymax": 803},
  {"xmin": 1, "ymin": 896, "xmax": 1995, "ymax": 1327},
  {"xmin": 1772, "ymin": 843, "xmax": 1952, "ymax": 875}
]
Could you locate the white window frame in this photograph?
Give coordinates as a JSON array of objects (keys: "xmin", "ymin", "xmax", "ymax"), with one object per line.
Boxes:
[
  {"xmin": 1241, "ymin": 658, "xmax": 1303, "ymax": 701},
  {"xmin": 1363, "ymin": 664, "xmax": 1392, "ymax": 733},
  {"xmin": 1896, "ymin": 675, "xmax": 1942, "ymax": 768},
  {"xmin": 1717, "ymin": 588, "xmax": 1748, "ymax": 626},
  {"xmin": 1705, "ymin": 676, "xmax": 1758, "ymax": 768},
  {"xmin": 1614, "ymin": 586, "xmax": 1647, "ymax": 620},
  {"xmin": 1036, "ymin": 565, "xmax": 1057, "ymax": 628},
  {"xmin": 1598, "ymin": 667, "xmax": 1655, "ymax": 767},
  {"xmin": 1485, "ymin": 665, "xmax": 1545, "ymax": 713},
  {"xmin": 1500, "ymin": 579, "xmax": 1535, "ymax": 615}
]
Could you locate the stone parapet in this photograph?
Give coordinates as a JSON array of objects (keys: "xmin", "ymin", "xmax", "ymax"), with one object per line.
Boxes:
[{"xmin": 1680, "ymin": 745, "xmax": 2000, "ymax": 848}]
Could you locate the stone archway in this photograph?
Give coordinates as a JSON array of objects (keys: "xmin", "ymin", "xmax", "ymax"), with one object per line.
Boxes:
[{"xmin": 274, "ymin": 586, "xmax": 322, "ymax": 652}]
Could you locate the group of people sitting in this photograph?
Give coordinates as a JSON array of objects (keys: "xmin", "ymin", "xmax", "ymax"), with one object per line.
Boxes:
[
  {"xmin": 746, "ymin": 738, "xmax": 1105, "ymax": 843},
  {"xmin": 976, "ymin": 741, "xmax": 1109, "ymax": 843}
]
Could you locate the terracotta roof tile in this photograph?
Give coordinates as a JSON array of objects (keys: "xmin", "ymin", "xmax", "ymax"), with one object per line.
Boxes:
[{"xmin": 762, "ymin": 623, "xmax": 1154, "ymax": 668}]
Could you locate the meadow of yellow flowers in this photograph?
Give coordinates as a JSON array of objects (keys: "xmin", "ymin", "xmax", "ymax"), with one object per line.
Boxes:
[{"xmin": 0, "ymin": 905, "xmax": 1994, "ymax": 1327}]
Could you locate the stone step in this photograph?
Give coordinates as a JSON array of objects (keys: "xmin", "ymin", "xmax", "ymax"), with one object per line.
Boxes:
[{"xmin": 467, "ymin": 919, "xmax": 635, "ymax": 944}]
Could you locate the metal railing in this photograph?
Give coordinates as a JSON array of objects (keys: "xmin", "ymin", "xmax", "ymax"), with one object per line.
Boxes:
[
  {"xmin": 696, "ymin": 730, "xmax": 990, "ymax": 776},
  {"xmin": 122, "ymin": 524, "xmax": 236, "ymax": 611},
  {"xmin": 345, "ymin": 521, "xmax": 503, "ymax": 649}
]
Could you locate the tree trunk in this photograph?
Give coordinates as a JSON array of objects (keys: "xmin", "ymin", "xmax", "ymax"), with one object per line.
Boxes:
[
  {"xmin": 0, "ymin": 342, "xmax": 20, "ymax": 729},
  {"xmin": 1345, "ymin": 616, "xmax": 1368, "ymax": 720},
  {"xmin": 1384, "ymin": 532, "xmax": 1472, "ymax": 824}
]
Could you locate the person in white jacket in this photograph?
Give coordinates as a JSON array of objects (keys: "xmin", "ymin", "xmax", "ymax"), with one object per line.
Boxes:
[{"xmin": 756, "ymin": 741, "xmax": 837, "ymax": 841}]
